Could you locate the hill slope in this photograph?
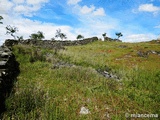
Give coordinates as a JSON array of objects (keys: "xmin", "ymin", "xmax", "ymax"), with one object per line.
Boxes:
[{"xmin": 1, "ymin": 41, "xmax": 160, "ymax": 119}]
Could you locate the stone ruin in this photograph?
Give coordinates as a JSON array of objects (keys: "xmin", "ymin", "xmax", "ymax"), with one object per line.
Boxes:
[
  {"xmin": 0, "ymin": 46, "xmax": 19, "ymax": 116},
  {"xmin": 4, "ymin": 37, "xmax": 98, "ymax": 49},
  {"xmin": 104, "ymin": 37, "xmax": 122, "ymax": 42}
]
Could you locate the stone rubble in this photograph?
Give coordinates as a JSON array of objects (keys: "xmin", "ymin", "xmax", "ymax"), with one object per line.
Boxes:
[
  {"xmin": 97, "ymin": 68, "xmax": 120, "ymax": 81},
  {"xmin": 52, "ymin": 62, "xmax": 75, "ymax": 69},
  {"xmin": 137, "ymin": 50, "xmax": 160, "ymax": 58},
  {"xmin": 52, "ymin": 61, "xmax": 120, "ymax": 81}
]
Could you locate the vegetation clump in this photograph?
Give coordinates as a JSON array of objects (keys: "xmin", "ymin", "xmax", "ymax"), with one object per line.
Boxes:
[{"xmin": 30, "ymin": 31, "xmax": 45, "ymax": 40}]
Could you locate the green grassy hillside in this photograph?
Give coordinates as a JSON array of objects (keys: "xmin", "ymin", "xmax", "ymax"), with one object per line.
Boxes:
[{"xmin": 2, "ymin": 41, "xmax": 160, "ymax": 120}]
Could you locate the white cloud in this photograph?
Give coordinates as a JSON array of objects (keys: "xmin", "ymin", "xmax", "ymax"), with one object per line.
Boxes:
[
  {"xmin": 0, "ymin": 0, "xmax": 110, "ymax": 45},
  {"xmin": 124, "ymin": 34, "xmax": 156, "ymax": 42},
  {"xmin": 154, "ymin": 25, "xmax": 160, "ymax": 28},
  {"xmin": 0, "ymin": 0, "xmax": 49, "ymax": 17},
  {"xmin": 80, "ymin": 5, "xmax": 95, "ymax": 14},
  {"xmin": 67, "ymin": 0, "xmax": 82, "ymax": 5},
  {"xmin": 79, "ymin": 5, "xmax": 106, "ymax": 16},
  {"xmin": 0, "ymin": 0, "xmax": 14, "ymax": 14},
  {"xmin": 66, "ymin": 3, "xmax": 115, "ymax": 39},
  {"xmin": 13, "ymin": 0, "xmax": 25, "ymax": 4},
  {"xmin": 26, "ymin": 0, "xmax": 48, "ymax": 5},
  {"xmin": 14, "ymin": 5, "xmax": 29, "ymax": 12},
  {"xmin": 138, "ymin": 4, "xmax": 160, "ymax": 12},
  {"xmin": 0, "ymin": 0, "xmax": 76, "ymax": 45},
  {"xmin": 93, "ymin": 8, "xmax": 106, "ymax": 16},
  {"xmin": 66, "ymin": 0, "xmax": 108, "ymax": 39},
  {"xmin": 72, "ymin": 13, "xmax": 118, "ymax": 40},
  {"xmin": 0, "ymin": 15, "xmax": 76, "ymax": 45},
  {"xmin": 13, "ymin": 4, "xmax": 41, "ymax": 16},
  {"xmin": 77, "ymin": 5, "xmax": 106, "ymax": 16}
]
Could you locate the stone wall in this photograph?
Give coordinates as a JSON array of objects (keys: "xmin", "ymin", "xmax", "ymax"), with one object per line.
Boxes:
[
  {"xmin": 104, "ymin": 37, "xmax": 122, "ymax": 42},
  {"xmin": 0, "ymin": 46, "xmax": 19, "ymax": 116},
  {"xmin": 4, "ymin": 37, "xmax": 98, "ymax": 48}
]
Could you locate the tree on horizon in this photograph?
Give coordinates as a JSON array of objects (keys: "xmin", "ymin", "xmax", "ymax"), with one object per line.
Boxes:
[
  {"xmin": 6, "ymin": 25, "xmax": 18, "ymax": 39},
  {"xmin": 30, "ymin": 31, "xmax": 45, "ymax": 40},
  {"xmin": 55, "ymin": 29, "xmax": 67, "ymax": 40},
  {"xmin": 115, "ymin": 32, "xmax": 123, "ymax": 39},
  {"xmin": 76, "ymin": 34, "xmax": 84, "ymax": 40},
  {"xmin": 17, "ymin": 36, "xmax": 23, "ymax": 41}
]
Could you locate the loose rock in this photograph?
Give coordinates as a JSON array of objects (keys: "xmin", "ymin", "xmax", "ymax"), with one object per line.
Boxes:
[{"xmin": 79, "ymin": 106, "xmax": 91, "ymax": 115}]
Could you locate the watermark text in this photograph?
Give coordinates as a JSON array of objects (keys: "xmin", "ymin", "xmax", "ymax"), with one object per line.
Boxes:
[{"xmin": 125, "ymin": 113, "xmax": 158, "ymax": 118}]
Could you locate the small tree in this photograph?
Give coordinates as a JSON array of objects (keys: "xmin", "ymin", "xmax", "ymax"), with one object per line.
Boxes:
[
  {"xmin": 115, "ymin": 32, "xmax": 123, "ymax": 39},
  {"xmin": 6, "ymin": 25, "xmax": 18, "ymax": 39},
  {"xmin": 0, "ymin": 16, "xmax": 3, "ymax": 24},
  {"xmin": 17, "ymin": 36, "xmax": 23, "ymax": 41},
  {"xmin": 77, "ymin": 34, "xmax": 84, "ymax": 40},
  {"xmin": 30, "ymin": 31, "xmax": 45, "ymax": 40},
  {"xmin": 102, "ymin": 33, "xmax": 107, "ymax": 40},
  {"xmin": 37, "ymin": 31, "xmax": 45, "ymax": 40},
  {"xmin": 30, "ymin": 33, "xmax": 39, "ymax": 40},
  {"xmin": 55, "ymin": 29, "xmax": 67, "ymax": 40},
  {"xmin": 60, "ymin": 33, "xmax": 67, "ymax": 40},
  {"xmin": 55, "ymin": 29, "xmax": 61, "ymax": 38}
]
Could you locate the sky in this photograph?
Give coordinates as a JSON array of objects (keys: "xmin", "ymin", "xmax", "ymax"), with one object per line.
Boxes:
[{"xmin": 0, "ymin": 0, "xmax": 160, "ymax": 44}]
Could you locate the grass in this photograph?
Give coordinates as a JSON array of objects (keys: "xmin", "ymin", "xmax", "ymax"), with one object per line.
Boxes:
[{"xmin": 1, "ymin": 41, "xmax": 160, "ymax": 120}]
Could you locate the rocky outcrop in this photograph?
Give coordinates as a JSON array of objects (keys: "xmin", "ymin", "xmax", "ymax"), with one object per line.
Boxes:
[
  {"xmin": 4, "ymin": 39, "xmax": 18, "ymax": 47},
  {"xmin": 137, "ymin": 51, "xmax": 149, "ymax": 58},
  {"xmin": 97, "ymin": 68, "xmax": 120, "ymax": 81},
  {"xmin": 137, "ymin": 50, "xmax": 160, "ymax": 58},
  {"xmin": 0, "ymin": 46, "xmax": 19, "ymax": 116}
]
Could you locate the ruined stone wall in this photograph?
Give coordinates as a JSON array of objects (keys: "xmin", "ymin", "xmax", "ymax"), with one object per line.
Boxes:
[
  {"xmin": 4, "ymin": 37, "xmax": 98, "ymax": 48},
  {"xmin": 0, "ymin": 46, "xmax": 19, "ymax": 115},
  {"xmin": 104, "ymin": 37, "xmax": 122, "ymax": 42}
]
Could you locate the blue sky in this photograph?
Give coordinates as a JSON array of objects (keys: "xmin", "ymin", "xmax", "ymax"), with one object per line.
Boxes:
[{"xmin": 0, "ymin": 0, "xmax": 160, "ymax": 44}]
